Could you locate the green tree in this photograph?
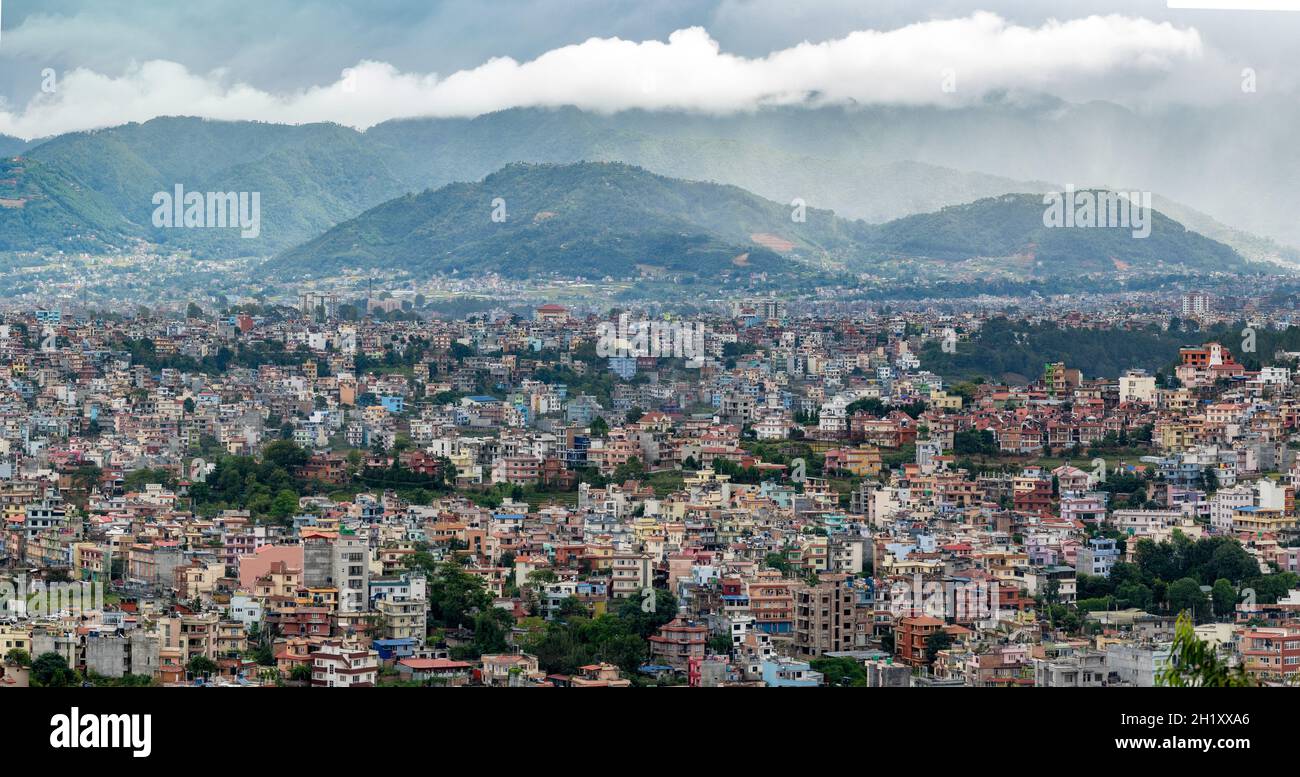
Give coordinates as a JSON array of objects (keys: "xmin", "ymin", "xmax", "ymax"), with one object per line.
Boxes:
[
  {"xmin": 615, "ymin": 589, "xmax": 678, "ymax": 639},
  {"xmin": 461, "ymin": 608, "xmax": 514, "ymax": 659},
  {"xmin": 1156, "ymin": 612, "xmax": 1253, "ymax": 687},
  {"xmin": 404, "ymin": 558, "xmax": 494, "ymax": 630},
  {"xmin": 187, "ymin": 655, "xmax": 219, "ymax": 678},
  {"xmin": 1115, "ymin": 581, "xmax": 1153, "ymax": 611},
  {"xmin": 925, "ymin": 630, "xmax": 953, "ymax": 665},
  {"xmin": 1167, "ymin": 577, "xmax": 1208, "ymax": 621},
  {"xmin": 763, "ymin": 552, "xmax": 792, "ymax": 576},
  {"xmin": 810, "ymin": 656, "xmax": 868, "ymax": 687},
  {"xmin": 1211, "ymin": 578, "xmax": 1237, "ymax": 619},
  {"xmin": 31, "ymin": 652, "xmax": 77, "ymax": 687},
  {"xmin": 612, "ymin": 457, "xmax": 646, "ymax": 483}
]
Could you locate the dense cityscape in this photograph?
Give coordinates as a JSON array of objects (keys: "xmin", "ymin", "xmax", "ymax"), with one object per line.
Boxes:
[
  {"xmin": 7, "ymin": 18, "xmax": 1300, "ymax": 770},
  {"xmin": 0, "ymin": 283, "xmax": 1296, "ymax": 689}
]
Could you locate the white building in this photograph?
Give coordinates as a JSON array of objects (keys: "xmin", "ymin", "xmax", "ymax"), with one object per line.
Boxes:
[{"xmin": 1118, "ymin": 370, "xmax": 1157, "ymax": 404}]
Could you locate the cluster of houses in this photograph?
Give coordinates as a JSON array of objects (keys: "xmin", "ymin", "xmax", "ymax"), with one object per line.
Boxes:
[{"xmin": 0, "ymin": 299, "xmax": 1297, "ymax": 686}]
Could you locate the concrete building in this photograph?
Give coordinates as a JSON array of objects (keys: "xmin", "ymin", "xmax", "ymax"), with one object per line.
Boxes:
[
  {"xmin": 332, "ymin": 531, "xmax": 370, "ymax": 613},
  {"xmin": 84, "ymin": 631, "xmax": 159, "ymax": 679},
  {"xmin": 1106, "ymin": 643, "xmax": 1171, "ymax": 687},
  {"xmin": 1033, "ymin": 651, "xmax": 1108, "ymax": 687},
  {"xmin": 795, "ymin": 573, "xmax": 861, "ymax": 658},
  {"xmin": 310, "ymin": 641, "xmax": 379, "ymax": 687}
]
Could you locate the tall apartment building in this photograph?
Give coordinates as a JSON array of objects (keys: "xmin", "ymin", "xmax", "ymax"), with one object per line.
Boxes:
[
  {"xmin": 1181, "ymin": 291, "xmax": 1211, "ymax": 318},
  {"xmin": 1043, "ymin": 362, "xmax": 1082, "ymax": 399},
  {"xmin": 794, "ymin": 573, "xmax": 860, "ymax": 657},
  {"xmin": 610, "ymin": 552, "xmax": 653, "ymax": 599},
  {"xmin": 302, "ymin": 533, "xmax": 333, "ymax": 588},
  {"xmin": 333, "ymin": 530, "xmax": 370, "ymax": 613},
  {"xmin": 747, "ymin": 571, "xmax": 795, "ymax": 635},
  {"xmin": 1118, "ymin": 370, "xmax": 1157, "ymax": 405},
  {"xmin": 157, "ymin": 612, "xmax": 219, "ymax": 664},
  {"xmin": 647, "ymin": 617, "xmax": 707, "ymax": 672}
]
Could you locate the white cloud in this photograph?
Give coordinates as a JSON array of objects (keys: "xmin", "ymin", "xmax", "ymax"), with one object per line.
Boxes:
[{"xmin": 0, "ymin": 12, "xmax": 1204, "ymax": 139}]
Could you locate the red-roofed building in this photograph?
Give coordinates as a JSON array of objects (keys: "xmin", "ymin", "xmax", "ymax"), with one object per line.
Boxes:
[
  {"xmin": 397, "ymin": 657, "xmax": 473, "ymax": 685},
  {"xmin": 648, "ymin": 617, "xmax": 707, "ymax": 672}
]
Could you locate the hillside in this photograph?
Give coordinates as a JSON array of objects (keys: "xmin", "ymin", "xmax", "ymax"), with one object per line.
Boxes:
[
  {"xmin": 262, "ymin": 161, "xmax": 866, "ymax": 280},
  {"xmin": 0, "ymin": 109, "xmax": 1275, "ymax": 277},
  {"xmin": 265, "ymin": 164, "xmax": 1249, "ymax": 282},
  {"xmin": 364, "ymin": 108, "xmax": 1050, "ymax": 224},
  {"xmin": 859, "ymin": 193, "xmax": 1250, "ymax": 275},
  {"xmin": 0, "ymin": 157, "xmax": 140, "ymax": 254},
  {"xmin": 0, "ymin": 111, "xmax": 1089, "ymax": 258},
  {"xmin": 24, "ymin": 118, "xmax": 410, "ymax": 257}
]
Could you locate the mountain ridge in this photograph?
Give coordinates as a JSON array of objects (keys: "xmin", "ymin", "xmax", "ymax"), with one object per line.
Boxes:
[{"xmin": 262, "ymin": 162, "xmax": 1253, "ymax": 282}]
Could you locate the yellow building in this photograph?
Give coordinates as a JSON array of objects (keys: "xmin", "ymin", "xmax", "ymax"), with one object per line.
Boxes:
[
  {"xmin": 0, "ymin": 625, "xmax": 32, "ymax": 656},
  {"xmin": 1232, "ymin": 507, "xmax": 1298, "ymax": 535}
]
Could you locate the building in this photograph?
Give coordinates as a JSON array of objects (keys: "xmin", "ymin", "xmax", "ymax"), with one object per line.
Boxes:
[
  {"xmin": 310, "ymin": 641, "xmax": 379, "ymax": 687},
  {"xmin": 609, "ymin": 553, "xmax": 652, "ymax": 599},
  {"xmin": 1239, "ymin": 627, "xmax": 1300, "ymax": 681},
  {"xmin": 1044, "ymin": 362, "xmax": 1082, "ymax": 399},
  {"xmin": 396, "ymin": 657, "xmax": 472, "ymax": 686},
  {"xmin": 480, "ymin": 653, "xmax": 541, "ymax": 686},
  {"xmin": 895, "ymin": 615, "xmax": 944, "ymax": 667},
  {"xmin": 1181, "ymin": 291, "xmax": 1211, "ymax": 318},
  {"xmin": 647, "ymin": 618, "xmax": 707, "ymax": 672},
  {"xmin": 332, "ymin": 531, "xmax": 370, "ymax": 613},
  {"xmin": 1034, "ymin": 650, "xmax": 1108, "ymax": 687},
  {"xmin": 1076, "ymin": 538, "xmax": 1120, "ymax": 578},
  {"xmin": 1119, "ymin": 370, "xmax": 1157, "ymax": 405},
  {"xmin": 795, "ymin": 573, "xmax": 860, "ymax": 657}
]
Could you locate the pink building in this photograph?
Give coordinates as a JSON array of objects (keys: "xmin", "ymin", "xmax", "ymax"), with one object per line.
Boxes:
[{"xmin": 238, "ymin": 544, "xmax": 304, "ymax": 590}]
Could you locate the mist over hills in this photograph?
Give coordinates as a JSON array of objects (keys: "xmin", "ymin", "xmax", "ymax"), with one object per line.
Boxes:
[
  {"xmin": 264, "ymin": 162, "xmax": 1251, "ymax": 282},
  {"xmin": 862, "ymin": 193, "xmax": 1248, "ymax": 275},
  {"xmin": 0, "ymin": 103, "xmax": 1291, "ymax": 277},
  {"xmin": 262, "ymin": 161, "xmax": 856, "ymax": 281}
]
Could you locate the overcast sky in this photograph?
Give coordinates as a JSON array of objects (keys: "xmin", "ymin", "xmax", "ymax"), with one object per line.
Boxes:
[{"xmin": 0, "ymin": 0, "xmax": 1297, "ymax": 138}]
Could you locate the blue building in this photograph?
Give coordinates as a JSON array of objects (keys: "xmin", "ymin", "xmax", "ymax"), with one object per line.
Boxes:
[
  {"xmin": 372, "ymin": 638, "xmax": 419, "ymax": 662},
  {"xmin": 761, "ymin": 658, "xmax": 822, "ymax": 687},
  {"xmin": 1076, "ymin": 537, "xmax": 1121, "ymax": 577}
]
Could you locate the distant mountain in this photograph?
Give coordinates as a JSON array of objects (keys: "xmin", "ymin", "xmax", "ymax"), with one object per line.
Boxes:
[
  {"xmin": 858, "ymin": 192, "xmax": 1251, "ymax": 275},
  {"xmin": 0, "ymin": 135, "xmax": 32, "ymax": 158},
  {"xmin": 22, "ymin": 118, "xmax": 409, "ymax": 257},
  {"xmin": 364, "ymin": 107, "xmax": 1052, "ymax": 224},
  {"xmin": 0, "ymin": 107, "xmax": 1286, "ymax": 274},
  {"xmin": 0, "ymin": 157, "xmax": 140, "ymax": 253},
  {"xmin": 265, "ymin": 164, "xmax": 1249, "ymax": 281},
  {"xmin": 263, "ymin": 161, "xmax": 866, "ymax": 281},
  {"xmin": 0, "ymin": 111, "xmax": 1086, "ymax": 258},
  {"xmin": 1148, "ymin": 195, "xmax": 1300, "ymax": 268}
]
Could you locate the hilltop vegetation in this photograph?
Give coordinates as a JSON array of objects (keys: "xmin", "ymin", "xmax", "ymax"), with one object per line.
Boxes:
[
  {"xmin": 264, "ymin": 161, "xmax": 862, "ymax": 281},
  {"xmin": 0, "ymin": 157, "xmax": 139, "ymax": 253},
  {"xmin": 921, "ymin": 317, "xmax": 1300, "ymax": 382},
  {"xmin": 266, "ymin": 162, "xmax": 1250, "ymax": 282},
  {"xmin": 863, "ymin": 193, "xmax": 1249, "ymax": 274}
]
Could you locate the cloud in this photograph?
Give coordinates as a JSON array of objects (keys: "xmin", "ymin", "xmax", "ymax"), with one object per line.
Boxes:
[{"xmin": 0, "ymin": 13, "xmax": 1204, "ymax": 139}]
